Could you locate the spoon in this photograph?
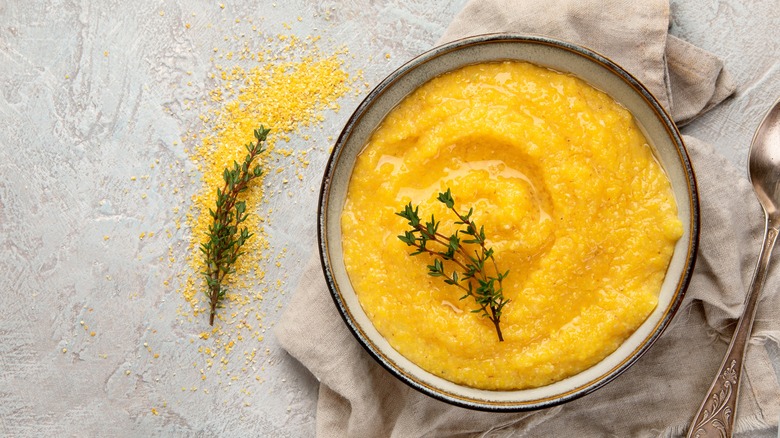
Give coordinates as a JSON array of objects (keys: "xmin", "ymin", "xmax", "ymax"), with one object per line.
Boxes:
[{"xmin": 687, "ymin": 97, "xmax": 780, "ymax": 438}]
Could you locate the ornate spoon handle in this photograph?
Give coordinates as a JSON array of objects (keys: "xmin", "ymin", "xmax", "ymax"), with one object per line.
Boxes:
[{"xmin": 686, "ymin": 225, "xmax": 779, "ymax": 438}]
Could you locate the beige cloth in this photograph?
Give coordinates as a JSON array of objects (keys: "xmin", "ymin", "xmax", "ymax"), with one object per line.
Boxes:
[{"xmin": 276, "ymin": 0, "xmax": 780, "ymax": 436}]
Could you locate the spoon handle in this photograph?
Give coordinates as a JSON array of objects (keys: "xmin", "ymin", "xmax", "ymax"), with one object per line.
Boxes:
[{"xmin": 686, "ymin": 224, "xmax": 778, "ymax": 438}]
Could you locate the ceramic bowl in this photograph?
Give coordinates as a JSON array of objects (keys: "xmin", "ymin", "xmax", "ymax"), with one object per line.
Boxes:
[{"xmin": 317, "ymin": 34, "xmax": 699, "ymax": 411}]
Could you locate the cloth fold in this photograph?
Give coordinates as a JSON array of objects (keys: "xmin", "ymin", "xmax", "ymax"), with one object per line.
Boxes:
[
  {"xmin": 276, "ymin": 0, "xmax": 780, "ymax": 436},
  {"xmin": 436, "ymin": 0, "xmax": 734, "ymax": 125}
]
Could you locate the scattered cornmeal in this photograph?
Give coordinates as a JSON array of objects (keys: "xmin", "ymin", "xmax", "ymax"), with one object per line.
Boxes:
[
  {"xmin": 341, "ymin": 61, "xmax": 683, "ymax": 390},
  {"xmin": 178, "ymin": 33, "xmax": 352, "ymax": 383},
  {"xmin": 182, "ymin": 37, "xmax": 351, "ymax": 316}
]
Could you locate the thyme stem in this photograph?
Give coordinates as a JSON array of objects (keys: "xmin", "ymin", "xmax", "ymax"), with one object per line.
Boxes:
[
  {"xmin": 200, "ymin": 126, "xmax": 269, "ymax": 326},
  {"xmin": 396, "ymin": 188, "xmax": 510, "ymax": 341}
]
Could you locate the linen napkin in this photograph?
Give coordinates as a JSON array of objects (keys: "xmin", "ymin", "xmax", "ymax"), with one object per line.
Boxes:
[{"xmin": 276, "ymin": 0, "xmax": 780, "ymax": 436}]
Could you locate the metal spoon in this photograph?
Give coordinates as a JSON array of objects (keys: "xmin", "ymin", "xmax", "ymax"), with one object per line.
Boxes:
[{"xmin": 687, "ymin": 97, "xmax": 780, "ymax": 438}]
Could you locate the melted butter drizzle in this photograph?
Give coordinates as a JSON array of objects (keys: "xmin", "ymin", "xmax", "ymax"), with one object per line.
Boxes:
[{"xmin": 396, "ymin": 159, "xmax": 551, "ymax": 223}]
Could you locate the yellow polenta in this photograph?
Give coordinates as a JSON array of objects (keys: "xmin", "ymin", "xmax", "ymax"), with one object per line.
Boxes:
[{"xmin": 341, "ymin": 61, "xmax": 682, "ymax": 390}]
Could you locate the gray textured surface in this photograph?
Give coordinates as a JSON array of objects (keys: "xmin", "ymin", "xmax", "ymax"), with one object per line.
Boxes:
[{"xmin": 0, "ymin": 0, "xmax": 777, "ymax": 436}]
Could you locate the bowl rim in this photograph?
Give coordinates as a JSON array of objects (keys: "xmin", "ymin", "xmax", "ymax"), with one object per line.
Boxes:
[{"xmin": 317, "ymin": 33, "xmax": 700, "ymax": 411}]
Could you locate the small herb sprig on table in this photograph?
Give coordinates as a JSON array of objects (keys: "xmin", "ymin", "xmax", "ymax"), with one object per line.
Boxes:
[
  {"xmin": 200, "ymin": 126, "xmax": 270, "ymax": 326},
  {"xmin": 396, "ymin": 189, "xmax": 510, "ymax": 341}
]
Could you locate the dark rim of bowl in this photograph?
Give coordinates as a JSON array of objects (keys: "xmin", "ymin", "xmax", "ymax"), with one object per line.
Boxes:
[{"xmin": 317, "ymin": 33, "xmax": 700, "ymax": 412}]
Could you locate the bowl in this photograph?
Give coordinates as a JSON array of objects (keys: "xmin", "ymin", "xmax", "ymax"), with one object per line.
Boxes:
[{"xmin": 318, "ymin": 33, "xmax": 699, "ymax": 411}]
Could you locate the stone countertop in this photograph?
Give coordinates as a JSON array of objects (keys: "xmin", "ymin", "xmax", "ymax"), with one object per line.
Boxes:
[{"xmin": 1, "ymin": 0, "xmax": 778, "ymax": 436}]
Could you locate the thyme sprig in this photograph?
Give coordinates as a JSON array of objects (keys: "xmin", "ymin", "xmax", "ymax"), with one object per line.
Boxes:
[
  {"xmin": 397, "ymin": 189, "xmax": 510, "ymax": 341},
  {"xmin": 200, "ymin": 126, "xmax": 270, "ymax": 326}
]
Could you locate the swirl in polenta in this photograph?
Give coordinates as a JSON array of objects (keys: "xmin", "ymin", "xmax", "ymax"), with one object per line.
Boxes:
[{"xmin": 340, "ymin": 61, "xmax": 682, "ymax": 390}]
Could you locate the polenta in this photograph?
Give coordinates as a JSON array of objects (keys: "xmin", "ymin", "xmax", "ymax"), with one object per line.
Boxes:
[{"xmin": 341, "ymin": 61, "xmax": 682, "ymax": 390}]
